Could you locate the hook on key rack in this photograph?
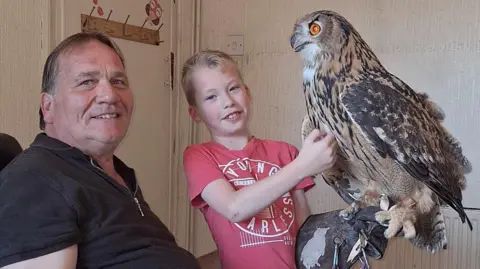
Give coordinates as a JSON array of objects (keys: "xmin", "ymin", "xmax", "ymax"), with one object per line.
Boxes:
[
  {"xmin": 141, "ymin": 18, "xmax": 148, "ymax": 29},
  {"xmin": 106, "ymin": 9, "xmax": 113, "ymax": 22},
  {"xmin": 82, "ymin": 6, "xmax": 95, "ymax": 28},
  {"xmin": 123, "ymin": 14, "xmax": 131, "ymax": 37}
]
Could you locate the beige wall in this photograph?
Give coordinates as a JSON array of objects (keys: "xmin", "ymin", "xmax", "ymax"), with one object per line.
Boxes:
[
  {"xmin": 0, "ymin": 0, "xmax": 50, "ymax": 148},
  {"xmin": 191, "ymin": 0, "xmax": 480, "ymax": 267}
]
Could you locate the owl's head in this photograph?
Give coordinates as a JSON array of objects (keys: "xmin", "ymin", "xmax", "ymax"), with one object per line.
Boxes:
[{"xmin": 290, "ymin": 10, "xmax": 355, "ymax": 64}]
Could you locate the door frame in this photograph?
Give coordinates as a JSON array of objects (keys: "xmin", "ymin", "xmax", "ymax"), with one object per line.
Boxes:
[{"xmin": 170, "ymin": 0, "xmax": 199, "ymax": 252}]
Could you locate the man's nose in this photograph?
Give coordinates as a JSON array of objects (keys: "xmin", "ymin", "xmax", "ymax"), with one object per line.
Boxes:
[{"xmin": 96, "ymin": 81, "xmax": 120, "ymax": 103}]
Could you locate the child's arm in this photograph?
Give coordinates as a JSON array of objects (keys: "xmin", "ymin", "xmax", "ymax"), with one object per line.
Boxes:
[
  {"xmin": 184, "ymin": 130, "xmax": 337, "ymax": 223},
  {"xmin": 292, "ymin": 189, "xmax": 311, "ymax": 226},
  {"xmin": 200, "ymin": 157, "xmax": 313, "ymax": 223}
]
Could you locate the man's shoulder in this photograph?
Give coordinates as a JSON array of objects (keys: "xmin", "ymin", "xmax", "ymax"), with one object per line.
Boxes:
[
  {"xmin": 2, "ymin": 146, "xmax": 59, "ymax": 173},
  {"xmin": 0, "ymin": 146, "xmax": 77, "ymax": 212},
  {"xmin": 0, "ymin": 145, "xmax": 77, "ymax": 191}
]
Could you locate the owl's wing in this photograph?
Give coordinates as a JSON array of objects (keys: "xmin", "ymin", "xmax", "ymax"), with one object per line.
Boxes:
[{"xmin": 339, "ymin": 78, "xmax": 472, "ymax": 229}]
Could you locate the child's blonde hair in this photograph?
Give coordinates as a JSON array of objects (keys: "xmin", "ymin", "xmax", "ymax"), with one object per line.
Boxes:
[{"xmin": 181, "ymin": 49, "xmax": 244, "ymax": 106}]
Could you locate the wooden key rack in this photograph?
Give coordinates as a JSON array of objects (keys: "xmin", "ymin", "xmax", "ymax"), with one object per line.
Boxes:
[{"xmin": 81, "ymin": 10, "xmax": 163, "ymax": 46}]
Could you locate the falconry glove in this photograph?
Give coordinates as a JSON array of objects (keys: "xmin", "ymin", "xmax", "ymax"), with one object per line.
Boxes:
[{"xmin": 295, "ymin": 206, "xmax": 389, "ymax": 269}]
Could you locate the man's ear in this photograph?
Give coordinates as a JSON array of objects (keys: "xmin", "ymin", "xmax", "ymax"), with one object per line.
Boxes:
[
  {"xmin": 188, "ymin": 105, "xmax": 201, "ymax": 122},
  {"xmin": 41, "ymin": 92, "xmax": 55, "ymax": 124}
]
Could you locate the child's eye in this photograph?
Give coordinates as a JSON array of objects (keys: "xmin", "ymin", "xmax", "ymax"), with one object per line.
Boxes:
[
  {"xmin": 205, "ymin": 95, "xmax": 216, "ymax": 101},
  {"xmin": 229, "ymin": 86, "xmax": 239, "ymax": 92}
]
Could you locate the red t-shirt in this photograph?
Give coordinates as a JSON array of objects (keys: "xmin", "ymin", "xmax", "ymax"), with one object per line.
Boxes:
[{"xmin": 183, "ymin": 136, "xmax": 316, "ymax": 269}]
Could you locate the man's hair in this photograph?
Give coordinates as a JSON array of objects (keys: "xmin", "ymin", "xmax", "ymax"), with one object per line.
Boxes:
[
  {"xmin": 181, "ymin": 49, "xmax": 244, "ymax": 106},
  {"xmin": 39, "ymin": 32, "xmax": 125, "ymax": 130}
]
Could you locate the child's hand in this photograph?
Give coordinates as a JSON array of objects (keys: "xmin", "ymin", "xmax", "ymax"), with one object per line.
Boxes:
[{"xmin": 296, "ymin": 129, "xmax": 338, "ymax": 178}]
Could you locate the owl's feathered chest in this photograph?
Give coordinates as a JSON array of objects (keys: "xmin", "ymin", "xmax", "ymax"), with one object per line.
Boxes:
[{"xmin": 302, "ymin": 71, "xmax": 351, "ymax": 136}]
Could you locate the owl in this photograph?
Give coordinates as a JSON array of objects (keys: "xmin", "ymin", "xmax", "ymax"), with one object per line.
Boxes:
[{"xmin": 290, "ymin": 10, "xmax": 472, "ymax": 253}]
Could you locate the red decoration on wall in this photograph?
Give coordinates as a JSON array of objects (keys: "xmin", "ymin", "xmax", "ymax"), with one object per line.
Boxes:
[
  {"xmin": 145, "ymin": 0, "xmax": 163, "ymax": 26},
  {"xmin": 92, "ymin": 0, "xmax": 103, "ymax": 17}
]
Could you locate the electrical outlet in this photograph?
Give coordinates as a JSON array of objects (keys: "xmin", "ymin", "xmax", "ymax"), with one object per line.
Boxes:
[{"xmin": 225, "ymin": 35, "xmax": 244, "ymax": 56}]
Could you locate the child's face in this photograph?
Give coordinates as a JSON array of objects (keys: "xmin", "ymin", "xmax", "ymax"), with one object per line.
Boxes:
[{"xmin": 189, "ymin": 62, "xmax": 251, "ymax": 137}]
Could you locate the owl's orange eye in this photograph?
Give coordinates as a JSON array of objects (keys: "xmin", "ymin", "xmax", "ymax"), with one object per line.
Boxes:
[{"xmin": 309, "ymin": 23, "xmax": 321, "ymax": 35}]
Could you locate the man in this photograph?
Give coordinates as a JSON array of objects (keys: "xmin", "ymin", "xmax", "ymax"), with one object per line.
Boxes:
[{"xmin": 0, "ymin": 32, "xmax": 201, "ymax": 268}]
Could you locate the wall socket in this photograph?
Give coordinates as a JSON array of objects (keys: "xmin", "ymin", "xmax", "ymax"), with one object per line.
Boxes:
[{"xmin": 225, "ymin": 35, "xmax": 244, "ymax": 56}]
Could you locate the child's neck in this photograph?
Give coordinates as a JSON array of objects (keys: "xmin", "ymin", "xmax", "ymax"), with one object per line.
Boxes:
[{"xmin": 212, "ymin": 132, "xmax": 253, "ymax": 150}]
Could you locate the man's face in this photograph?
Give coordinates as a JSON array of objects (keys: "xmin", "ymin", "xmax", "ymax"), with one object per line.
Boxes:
[{"xmin": 41, "ymin": 40, "xmax": 134, "ymax": 155}]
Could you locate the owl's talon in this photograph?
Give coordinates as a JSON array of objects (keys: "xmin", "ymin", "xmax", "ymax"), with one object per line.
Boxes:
[
  {"xmin": 339, "ymin": 202, "xmax": 359, "ymax": 220},
  {"xmin": 374, "ymin": 210, "xmax": 391, "ymax": 226},
  {"xmin": 375, "ymin": 204, "xmax": 417, "ymax": 239},
  {"xmin": 402, "ymin": 219, "xmax": 416, "ymax": 239},
  {"xmin": 379, "ymin": 194, "xmax": 390, "ymax": 211}
]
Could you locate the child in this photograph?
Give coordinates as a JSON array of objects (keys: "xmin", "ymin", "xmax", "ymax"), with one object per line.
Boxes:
[{"xmin": 181, "ymin": 50, "xmax": 337, "ymax": 269}]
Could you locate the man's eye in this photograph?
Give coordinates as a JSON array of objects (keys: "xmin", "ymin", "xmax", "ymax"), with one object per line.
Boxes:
[
  {"xmin": 112, "ymin": 79, "xmax": 127, "ymax": 86},
  {"xmin": 80, "ymin": 79, "xmax": 95, "ymax": 86}
]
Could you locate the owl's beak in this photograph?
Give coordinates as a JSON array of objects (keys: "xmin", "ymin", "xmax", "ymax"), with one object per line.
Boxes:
[
  {"xmin": 290, "ymin": 33, "xmax": 302, "ymax": 52},
  {"xmin": 290, "ymin": 31, "xmax": 311, "ymax": 52},
  {"xmin": 290, "ymin": 33, "xmax": 297, "ymax": 50}
]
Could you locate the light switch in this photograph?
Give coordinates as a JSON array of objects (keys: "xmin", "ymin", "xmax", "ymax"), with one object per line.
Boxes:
[{"xmin": 225, "ymin": 35, "xmax": 244, "ymax": 56}]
